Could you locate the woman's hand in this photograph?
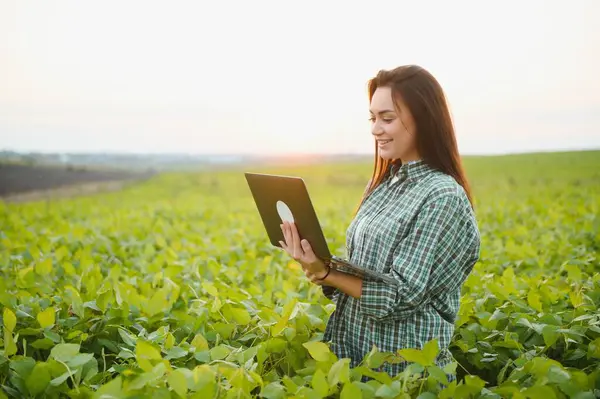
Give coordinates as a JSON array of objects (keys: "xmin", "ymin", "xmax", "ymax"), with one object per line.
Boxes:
[
  {"xmin": 279, "ymin": 221, "xmax": 363, "ymax": 298},
  {"xmin": 279, "ymin": 221, "xmax": 330, "ymax": 283}
]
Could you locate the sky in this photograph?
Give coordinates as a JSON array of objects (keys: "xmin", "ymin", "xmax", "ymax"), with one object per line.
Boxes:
[{"xmin": 1, "ymin": 0, "xmax": 599, "ymax": 156}]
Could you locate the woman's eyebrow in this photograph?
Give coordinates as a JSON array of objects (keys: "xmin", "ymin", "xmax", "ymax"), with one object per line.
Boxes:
[{"xmin": 369, "ymin": 109, "xmax": 396, "ymax": 115}]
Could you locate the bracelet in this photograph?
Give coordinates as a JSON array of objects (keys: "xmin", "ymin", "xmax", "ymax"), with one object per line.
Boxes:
[{"xmin": 316, "ymin": 265, "xmax": 331, "ymax": 281}]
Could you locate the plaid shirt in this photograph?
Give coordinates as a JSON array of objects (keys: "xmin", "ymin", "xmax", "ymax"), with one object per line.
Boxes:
[{"xmin": 322, "ymin": 159, "xmax": 480, "ymax": 380}]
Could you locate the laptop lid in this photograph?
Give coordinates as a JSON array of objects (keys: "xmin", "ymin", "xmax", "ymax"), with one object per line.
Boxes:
[{"xmin": 244, "ymin": 172, "xmax": 332, "ymax": 261}]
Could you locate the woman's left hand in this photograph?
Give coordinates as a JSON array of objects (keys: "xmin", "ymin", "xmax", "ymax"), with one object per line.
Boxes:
[{"xmin": 279, "ymin": 221, "xmax": 329, "ymax": 283}]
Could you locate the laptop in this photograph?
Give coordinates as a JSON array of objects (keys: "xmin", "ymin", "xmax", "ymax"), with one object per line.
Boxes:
[{"xmin": 244, "ymin": 172, "xmax": 399, "ymax": 286}]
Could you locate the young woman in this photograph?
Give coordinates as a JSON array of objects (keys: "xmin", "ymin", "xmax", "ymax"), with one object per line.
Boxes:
[{"xmin": 279, "ymin": 64, "xmax": 481, "ymax": 381}]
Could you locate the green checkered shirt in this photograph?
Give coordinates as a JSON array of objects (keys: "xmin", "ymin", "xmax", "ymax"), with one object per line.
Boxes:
[{"xmin": 322, "ymin": 159, "xmax": 481, "ymax": 380}]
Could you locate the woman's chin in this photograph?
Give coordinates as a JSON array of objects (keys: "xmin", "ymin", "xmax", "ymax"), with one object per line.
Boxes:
[{"xmin": 377, "ymin": 149, "xmax": 397, "ymax": 160}]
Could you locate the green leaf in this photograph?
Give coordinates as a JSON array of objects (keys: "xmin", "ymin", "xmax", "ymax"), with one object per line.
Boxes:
[
  {"xmin": 44, "ymin": 330, "xmax": 61, "ymax": 343},
  {"xmin": 464, "ymin": 375, "xmax": 486, "ymax": 389},
  {"xmin": 31, "ymin": 338, "xmax": 55, "ymax": 350},
  {"xmin": 55, "ymin": 245, "xmax": 69, "ymax": 261},
  {"xmin": 146, "ymin": 289, "xmax": 169, "ymax": 317},
  {"xmin": 191, "ymin": 333, "xmax": 209, "ymax": 352},
  {"xmin": 421, "ymin": 338, "xmax": 439, "ymax": 366},
  {"xmin": 569, "ymin": 290, "xmax": 585, "ymax": 308},
  {"xmin": 96, "ymin": 289, "xmax": 112, "ymax": 312},
  {"xmin": 261, "ymin": 382, "xmax": 286, "ymax": 399},
  {"xmin": 527, "ymin": 290, "xmax": 543, "ymax": 312},
  {"xmin": 92, "ymin": 375, "xmax": 123, "ymax": 398},
  {"xmin": 168, "ymin": 368, "xmax": 188, "ymax": 398},
  {"xmin": 542, "ymin": 324, "xmax": 559, "ymax": 347},
  {"xmin": 117, "ymin": 328, "xmax": 137, "ymax": 347},
  {"xmin": 302, "ymin": 341, "xmax": 331, "ymax": 362},
  {"xmin": 364, "ymin": 346, "xmax": 387, "ymax": 369},
  {"xmin": 340, "ymin": 382, "xmax": 362, "ymax": 399},
  {"xmin": 571, "ymin": 393, "xmax": 597, "ymax": 399},
  {"xmin": 397, "ymin": 347, "xmax": 427, "ymax": 366},
  {"xmin": 166, "ymin": 333, "xmax": 176, "ymax": 349},
  {"xmin": 64, "ymin": 286, "xmax": 84, "ymax": 318},
  {"xmin": 194, "ymin": 351, "xmax": 211, "ymax": 363},
  {"xmin": 50, "ymin": 343, "xmax": 80, "ymax": 363},
  {"xmin": 501, "ymin": 267, "xmax": 516, "ymax": 293},
  {"xmin": 10, "ymin": 357, "xmax": 35, "ymax": 382},
  {"xmin": 3, "ymin": 308, "xmax": 16, "ymax": 332},
  {"xmin": 522, "ymin": 385, "xmax": 557, "ymax": 399},
  {"xmin": 35, "ymin": 258, "xmax": 52, "ymax": 275},
  {"xmin": 442, "ymin": 361, "xmax": 457, "ymax": 375},
  {"xmin": 405, "ymin": 362, "xmax": 425, "ymax": 375},
  {"xmin": 375, "ymin": 381, "xmax": 401, "ymax": 398},
  {"xmin": 191, "ymin": 365, "xmax": 217, "ymax": 393},
  {"xmin": 3, "ymin": 330, "xmax": 16, "ymax": 356},
  {"xmin": 210, "ymin": 345, "xmax": 231, "ymax": 361},
  {"xmin": 328, "ymin": 358, "xmax": 350, "ymax": 386},
  {"xmin": 25, "ymin": 362, "xmax": 51, "ymax": 395},
  {"xmin": 311, "ymin": 368, "xmax": 329, "ymax": 397},
  {"xmin": 354, "ymin": 366, "xmax": 392, "ymax": 385},
  {"xmin": 118, "ymin": 349, "xmax": 135, "ymax": 359},
  {"xmin": 231, "ymin": 307, "xmax": 251, "ymax": 325},
  {"xmin": 165, "ymin": 347, "xmax": 188, "ymax": 360},
  {"xmin": 66, "ymin": 353, "xmax": 95, "ymax": 369},
  {"xmin": 587, "ymin": 337, "xmax": 600, "ymax": 359},
  {"xmin": 427, "ymin": 365, "xmax": 449, "ymax": 385},
  {"xmin": 271, "ymin": 298, "xmax": 297, "ymax": 337},
  {"xmin": 51, "ymin": 369, "xmax": 74, "ymax": 386},
  {"xmin": 547, "ymin": 365, "xmax": 570, "ymax": 384},
  {"xmin": 202, "ymin": 281, "xmax": 219, "ymax": 297},
  {"xmin": 37, "ymin": 307, "xmax": 55, "ymax": 328},
  {"xmin": 266, "ymin": 337, "xmax": 286, "ymax": 353},
  {"xmin": 564, "ymin": 264, "xmax": 583, "ymax": 282},
  {"xmin": 136, "ymin": 340, "xmax": 162, "ymax": 372}
]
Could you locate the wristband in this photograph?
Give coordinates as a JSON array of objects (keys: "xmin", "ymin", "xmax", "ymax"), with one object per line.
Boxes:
[{"xmin": 316, "ymin": 265, "xmax": 331, "ymax": 281}]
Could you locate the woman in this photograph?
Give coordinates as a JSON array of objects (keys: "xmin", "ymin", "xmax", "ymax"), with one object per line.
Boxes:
[{"xmin": 279, "ymin": 64, "xmax": 481, "ymax": 381}]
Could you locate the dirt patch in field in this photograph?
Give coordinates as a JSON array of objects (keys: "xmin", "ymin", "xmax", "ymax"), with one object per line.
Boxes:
[{"xmin": 0, "ymin": 163, "xmax": 155, "ymax": 203}]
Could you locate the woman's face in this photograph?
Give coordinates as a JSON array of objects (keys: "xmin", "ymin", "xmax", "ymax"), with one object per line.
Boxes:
[{"xmin": 369, "ymin": 86, "xmax": 419, "ymax": 162}]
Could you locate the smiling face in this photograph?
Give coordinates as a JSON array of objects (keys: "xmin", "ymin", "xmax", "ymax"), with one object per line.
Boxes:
[{"xmin": 369, "ymin": 86, "xmax": 420, "ymax": 162}]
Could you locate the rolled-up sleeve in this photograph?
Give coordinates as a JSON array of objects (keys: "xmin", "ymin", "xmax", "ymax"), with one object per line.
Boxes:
[{"xmin": 359, "ymin": 194, "xmax": 480, "ymax": 322}]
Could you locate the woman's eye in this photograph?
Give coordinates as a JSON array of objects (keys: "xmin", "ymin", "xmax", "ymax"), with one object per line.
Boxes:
[{"xmin": 368, "ymin": 116, "xmax": 393, "ymax": 123}]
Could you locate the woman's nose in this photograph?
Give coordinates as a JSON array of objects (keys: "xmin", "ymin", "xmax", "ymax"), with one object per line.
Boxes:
[{"xmin": 371, "ymin": 121, "xmax": 384, "ymax": 137}]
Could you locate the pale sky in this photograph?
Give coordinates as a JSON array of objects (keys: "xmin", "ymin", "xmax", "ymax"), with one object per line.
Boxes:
[{"xmin": 1, "ymin": 0, "xmax": 599, "ymax": 156}]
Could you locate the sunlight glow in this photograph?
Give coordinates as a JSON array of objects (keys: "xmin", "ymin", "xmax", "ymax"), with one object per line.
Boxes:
[{"xmin": 1, "ymin": 0, "xmax": 599, "ymax": 155}]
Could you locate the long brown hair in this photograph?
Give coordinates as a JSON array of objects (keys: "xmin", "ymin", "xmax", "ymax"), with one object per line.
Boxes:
[{"xmin": 356, "ymin": 65, "xmax": 474, "ymax": 213}]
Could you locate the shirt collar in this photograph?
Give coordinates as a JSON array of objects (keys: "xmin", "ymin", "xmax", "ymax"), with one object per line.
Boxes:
[{"xmin": 389, "ymin": 159, "xmax": 433, "ymax": 182}]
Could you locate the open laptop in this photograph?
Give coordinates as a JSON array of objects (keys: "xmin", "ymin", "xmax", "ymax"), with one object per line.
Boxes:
[{"xmin": 244, "ymin": 172, "xmax": 399, "ymax": 286}]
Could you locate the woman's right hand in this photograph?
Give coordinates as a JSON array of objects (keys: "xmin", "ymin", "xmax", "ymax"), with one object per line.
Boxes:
[{"xmin": 279, "ymin": 221, "xmax": 330, "ymax": 280}]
